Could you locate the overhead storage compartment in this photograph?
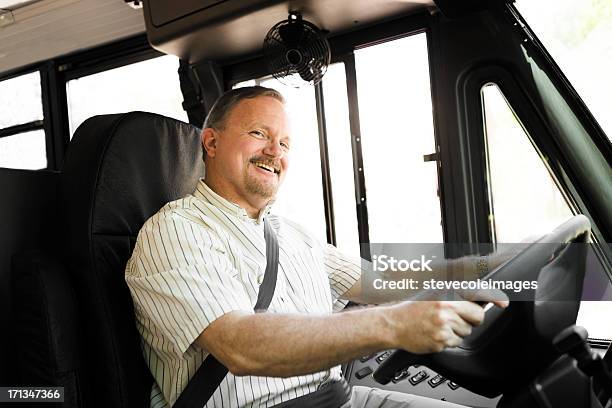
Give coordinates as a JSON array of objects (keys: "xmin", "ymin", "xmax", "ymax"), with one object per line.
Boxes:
[
  {"xmin": 148, "ymin": 0, "xmax": 228, "ymax": 27},
  {"xmin": 143, "ymin": 0, "xmax": 435, "ymax": 64}
]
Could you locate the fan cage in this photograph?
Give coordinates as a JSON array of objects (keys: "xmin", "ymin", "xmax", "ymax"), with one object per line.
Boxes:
[{"xmin": 263, "ymin": 16, "xmax": 331, "ymax": 87}]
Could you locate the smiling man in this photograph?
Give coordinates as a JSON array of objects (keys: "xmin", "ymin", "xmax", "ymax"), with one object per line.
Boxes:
[
  {"xmin": 201, "ymin": 87, "xmax": 289, "ymax": 219},
  {"xmin": 125, "ymin": 86, "xmax": 507, "ymax": 408}
]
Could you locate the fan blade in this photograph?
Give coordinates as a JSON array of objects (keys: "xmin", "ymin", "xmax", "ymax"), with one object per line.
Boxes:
[{"xmin": 278, "ymin": 22, "xmax": 305, "ymax": 48}]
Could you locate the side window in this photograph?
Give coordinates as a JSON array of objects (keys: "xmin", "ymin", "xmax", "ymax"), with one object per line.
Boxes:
[
  {"xmin": 482, "ymin": 84, "xmax": 573, "ymax": 242},
  {"xmin": 0, "ymin": 72, "xmax": 47, "ymax": 169},
  {"xmin": 66, "ymin": 55, "xmax": 188, "ymax": 138},
  {"xmin": 354, "ymin": 33, "xmax": 442, "ymax": 244},
  {"xmin": 482, "ymin": 83, "xmax": 612, "ymax": 340},
  {"xmin": 323, "ymin": 62, "xmax": 360, "ymax": 256}
]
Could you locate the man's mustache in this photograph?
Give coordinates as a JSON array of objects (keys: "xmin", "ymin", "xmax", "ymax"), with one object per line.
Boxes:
[{"xmin": 249, "ymin": 157, "xmax": 281, "ymax": 173}]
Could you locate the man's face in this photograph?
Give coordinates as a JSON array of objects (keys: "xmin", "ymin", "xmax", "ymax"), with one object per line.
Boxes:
[{"xmin": 209, "ymin": 96, "xmax": 291, "ymax": 205}]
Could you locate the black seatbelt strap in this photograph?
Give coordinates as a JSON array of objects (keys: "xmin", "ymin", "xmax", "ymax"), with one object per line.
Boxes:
[
  {"xmin": 255, "ymin": 218, "xmax": 280, "ymax": 310},
  {"xmin": 173, "ymin": 218, "xmax": 279, "ymax": 408}
]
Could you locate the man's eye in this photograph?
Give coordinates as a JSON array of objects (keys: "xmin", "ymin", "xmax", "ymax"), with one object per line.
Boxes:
[
  {"xmin": 281, "ymin": 142, "xmax": 290, "ymax": 150},
  {"xmin": 250, "ymin": 130, "xmax": 265, "ymax": 138}
]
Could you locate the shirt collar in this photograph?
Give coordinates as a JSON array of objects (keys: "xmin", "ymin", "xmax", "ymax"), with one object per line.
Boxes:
[{"xmin": 193, "ymin": 179, "xmax": 274, "ymax": 224}]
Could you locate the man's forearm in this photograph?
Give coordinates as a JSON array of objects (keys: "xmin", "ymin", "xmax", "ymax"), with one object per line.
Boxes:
[
  {"xmin": 198, "ymin": 306, "xmax": 394, "ymax": 377},
  {"xmin": 344, "ymin": 252, "xmax": 516, "ymax": 304}
]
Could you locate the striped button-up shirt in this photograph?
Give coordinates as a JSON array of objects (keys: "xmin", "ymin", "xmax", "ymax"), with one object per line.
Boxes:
[{"xmin": 125, "ymin": 180, "xmax": 362, "ymax": 408}]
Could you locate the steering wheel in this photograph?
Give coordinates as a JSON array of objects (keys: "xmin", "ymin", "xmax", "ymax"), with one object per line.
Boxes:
[{"xmin": 372, "ymin": 215, "xmax": 591, "ymax": 398}]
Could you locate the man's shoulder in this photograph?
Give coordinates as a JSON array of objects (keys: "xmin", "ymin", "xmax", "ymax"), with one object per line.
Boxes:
[
  {"xmin": 127, "ymin": 196, "xmax": 228, "ymax": 275},
  {"xmin": 140, "ymin": 194, "xmax": 224, "ymax": 235},
  {"xmin": 271, "ymin": 214, "xmax": 322, "ymax": 249}
]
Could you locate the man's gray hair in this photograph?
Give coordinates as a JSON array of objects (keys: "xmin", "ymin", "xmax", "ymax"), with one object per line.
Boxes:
[{"xmin": 201, "ymin": 86, "xmax": 285, "ymax": 161}]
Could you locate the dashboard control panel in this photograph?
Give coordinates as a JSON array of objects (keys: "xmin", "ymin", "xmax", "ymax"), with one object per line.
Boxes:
[{"xmin": 346, "ymin": 351, "xmax": 500, "ymax": 408}]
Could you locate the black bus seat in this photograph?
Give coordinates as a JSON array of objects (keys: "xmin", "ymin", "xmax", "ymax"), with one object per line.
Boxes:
[
  {"xmin": 11, "ymin": 250, "xmax": 84, "ymax": 407},
  {"xmin": 11, "ymin": 112, "xmax": 205, "ymax": 407}
]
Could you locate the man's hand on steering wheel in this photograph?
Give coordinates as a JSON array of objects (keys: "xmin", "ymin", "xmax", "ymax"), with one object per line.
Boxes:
[{"xmin": 383, "ymin": 289, "xmax": 509, "ymax": 354}]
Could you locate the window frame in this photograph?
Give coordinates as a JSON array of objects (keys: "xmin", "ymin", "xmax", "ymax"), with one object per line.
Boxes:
[
  {"xmin": 426, "ymin": 3, "xmax": 611, "ymax": 269},
  {"xmin": 458, "ymin": 62, "xmax": 612, "ymax": 276},
  {"xmin": 0, "ymin": 34, "xmax": 164, "ymax": 171},
  {"xmin": 223, "ymin": 12, "xmax": 444, "ymax": 259}
]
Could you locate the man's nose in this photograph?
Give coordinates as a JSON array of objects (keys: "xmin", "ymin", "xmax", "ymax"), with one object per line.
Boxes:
[{"xmin": 263, "ymin": 139, "xmax": 284, "ymax": 158}]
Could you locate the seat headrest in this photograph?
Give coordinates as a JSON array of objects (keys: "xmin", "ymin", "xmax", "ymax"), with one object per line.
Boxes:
[{"xmin": 62, "ymin": 111, "xmax": 205, "ymax": 241}]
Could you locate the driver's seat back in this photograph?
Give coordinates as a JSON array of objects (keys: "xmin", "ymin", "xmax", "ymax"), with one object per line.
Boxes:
[{"xmin": 60, "ymin": 112, "xmax": 204, "ymax": 406}]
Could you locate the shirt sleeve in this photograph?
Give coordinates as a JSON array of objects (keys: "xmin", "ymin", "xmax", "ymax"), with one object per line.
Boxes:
[
  {"xmin": 125, "ymin": 209, "xmax": 253, "ymax": 357},
  {"xmin": 323, "ymin": 244, "xmax": 362, "ymax": 311}
]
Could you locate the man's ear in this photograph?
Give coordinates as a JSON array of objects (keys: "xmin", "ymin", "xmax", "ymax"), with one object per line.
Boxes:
[{"xmin": 202, "ymin": 128, "xmax": 218, "ymax": 158}]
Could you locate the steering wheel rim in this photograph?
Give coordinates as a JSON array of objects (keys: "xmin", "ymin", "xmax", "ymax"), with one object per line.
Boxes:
[{"xmin": 372, "ymin": 215, "xmax": 591, "ymax": 397}]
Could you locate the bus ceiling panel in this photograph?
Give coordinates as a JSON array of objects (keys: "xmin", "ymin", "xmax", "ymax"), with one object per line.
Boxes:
[
  {"xmin": 0, "ymin": 0, "xmax": 145, "ymax": 75},
  {"xmin": 143, "ymin": 0, "xmax": 436, "ymax": 64},
  {"xmin": 434, "ymin": 0, "xmax": 509, "ymax": 19}
]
